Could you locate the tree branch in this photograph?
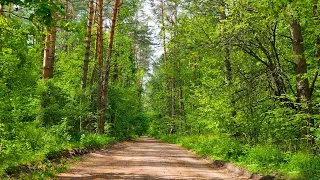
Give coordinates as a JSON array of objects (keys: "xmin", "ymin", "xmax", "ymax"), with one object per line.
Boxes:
[{"xmin": 311, "ymin": 72, "xmax": 319, "ymax": 95}]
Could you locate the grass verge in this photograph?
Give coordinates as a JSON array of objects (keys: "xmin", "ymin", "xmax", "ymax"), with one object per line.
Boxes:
[{"xmin": 157, "ymin": 134, "xmax": 320, "ymax": 180}]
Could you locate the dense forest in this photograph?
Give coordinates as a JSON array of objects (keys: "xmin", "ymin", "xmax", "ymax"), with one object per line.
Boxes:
[{"xmin": 0, "ymin": 0, "xmax": 320, "ymax": 179}]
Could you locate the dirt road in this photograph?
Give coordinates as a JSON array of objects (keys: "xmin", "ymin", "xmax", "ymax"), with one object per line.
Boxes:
[{"xmin": 55, "ymin": 137, "xmax": 247, "ymax": 180}]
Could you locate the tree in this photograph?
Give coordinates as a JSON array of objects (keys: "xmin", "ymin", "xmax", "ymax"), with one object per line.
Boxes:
[
  {"xmin": 82, "ymin": 0, "xmax": 95, "ymax": 89},
  {"xmin": 42, "ymin": 10, "xmax": 57, "ymax": 80},
  {"xmin": 97, "ymin": 0, "xmax": 104, "ymax": 134},
  {"xmin": 98, "ymin": 0, "xmax": 121, "ymax": 134}
]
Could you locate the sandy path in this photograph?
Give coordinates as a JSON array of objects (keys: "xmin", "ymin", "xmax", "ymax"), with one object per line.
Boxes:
[{"xmin": 54, "ymin": 137, "xmax": 247, "ymax": 180}]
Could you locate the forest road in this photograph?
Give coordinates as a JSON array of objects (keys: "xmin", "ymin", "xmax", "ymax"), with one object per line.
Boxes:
[{"xmin": 54, "ymin": 136, "xmax": 247, "ymax": 180}]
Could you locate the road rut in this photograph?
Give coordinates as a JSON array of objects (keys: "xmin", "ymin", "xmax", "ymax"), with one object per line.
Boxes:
[{"xmin": 54, "ymin": 137, "xmax": 247, "ymax": 180}]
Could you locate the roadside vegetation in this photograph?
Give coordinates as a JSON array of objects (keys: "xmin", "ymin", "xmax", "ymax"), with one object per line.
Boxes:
[
  {"xmin": 147, "ymin": 0, "xmax": 320, "ymax": 179},
  {"xmin": 0, "ymin": 0, "xmax": 149, "ymax": 178},
  {"xmin": 1, "ymin": 0, "xmax": 320, "ymax": 179}
]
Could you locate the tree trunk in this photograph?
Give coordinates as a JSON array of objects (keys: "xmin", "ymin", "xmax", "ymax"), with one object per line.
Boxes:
[
  {"xmin": 161, "ymin": 0, "xmax": 171, "ymax": 116},
  {"xmin": 89, "ymin": 3, "xmax": 98, "ymax": 108},
  {"xmin": 289, "ymin": 20, "xmax": 314, "ymax": 145},
  {"xmin": 0, "ymin": 4, "xmax": 3, "ymax": 16},
  {"xmin": 314, "ymin": 0, "xmax": 320, "ymax": 64},
  {"xmin": 314, "ymin": 0, "xmax": 318, "ymax": 18},
  {"xmin": 71, "ymin": 0, "xmax": 76, "ymax": 19},
  {"xmin": 98, "ymin": 0, "xmax": 120, "ymax": 133},
  {"xmin": 7, "ymin": 2, "xmax": 12, "ymax": 19},
  {"xmin": 97, "ymin": 0, "xmax": 104, "ymax": 134},
  {"xmin": 65, "ymin": 0, "xmax": 69, "ymax": 20},
  {"xmin": 42, "ymin": 11, "xmax": 57, "ymax": 80},
  {"xmin": 64, "ymin": 0, "xmax": 69, "ymax": 52},
  {"xmin": 178, "ymin": 59, "xmax": 184, "ymax": 117},
  {"xmin": 290, "ymin": 20, "xmax": 312, "ymax": 104},
  {"xmin": 82, "ymin": 0, "xmax": 95, "ymax": 89},
  {"xmin": 219, "ymin": 1, "xmax": 232, "ymax": 86},
  {"xmin": 171, "ymin": 78, "xmax": 175, "ymax": 117}
]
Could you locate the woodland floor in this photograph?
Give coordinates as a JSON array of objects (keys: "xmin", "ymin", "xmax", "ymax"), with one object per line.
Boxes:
[{"xmin": 53, "ymin": 137, "xmax": 248, "ymax": 180}]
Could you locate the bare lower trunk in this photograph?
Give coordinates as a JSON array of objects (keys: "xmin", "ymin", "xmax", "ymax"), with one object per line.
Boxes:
[
  {"xmin": 290, "ymin": 20, "xmax": 312, "ymax": 104},
  {"xmin": 289, "ymin": 20, "xmax": 314, "ymax": 145},
  {"xmin": 82, "ymin": 0, "xmax": 95, "ymax": 89}
]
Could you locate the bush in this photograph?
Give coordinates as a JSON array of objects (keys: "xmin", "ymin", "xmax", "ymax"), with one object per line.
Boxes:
[
  {"xmin": 160, "ymin": 135, "xmax": 243, "ymax": 162},
  {"xmin": 157, "ymin": 134, "xmax": 319, "ymax": 179},
  {"xmin": 239, "ymin": 145, "xmax": 284, "ymax": 174},
  {"xmin": 80, "ymin": 134, "xmax": 115, "ymax": 149},
  {"xmin": 0, "ymin": 120, "xmax": 115, "ymax": 178},
  {"xmin": 282, "ymin": 153, "xmax": 320, "ymax": 180}
]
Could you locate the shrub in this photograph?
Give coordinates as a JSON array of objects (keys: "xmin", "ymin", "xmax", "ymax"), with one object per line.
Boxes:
[{"xmin": 282, "ymin": 153, "xmax": 320, "ymax": 180}]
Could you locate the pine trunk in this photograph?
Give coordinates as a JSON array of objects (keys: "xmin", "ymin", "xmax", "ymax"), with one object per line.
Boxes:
[
  {"xmin": 98, "ymin": 0, "xmax": 121, "ymax": 134},
  {"xmin": 97, "ymin": 0, "xmax": 104, "ymax": 134},
  {"xmin": 42, "ymin": 11, "xmax": 57, "ymax": 80},
  {"xmin": 82, "ymin": 0, "xmax": 95, "ymax": 89},
  {"xmin": 0, "ymin": 4, "xmax": 3, "ymax": 15},
  {"xmin": 161, "ymin": 0, "xmax": 170, "ymax": 116}
]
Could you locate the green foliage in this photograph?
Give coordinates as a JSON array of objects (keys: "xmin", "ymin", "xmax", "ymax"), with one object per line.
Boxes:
[
  {"xmin": 239, "ymin": 145, "xmax": 285, "ymax": 174},
  {"xmin": 80, "ymin": 134, "xmax": 115, "ymax": 149},
  {"xmin": 159, "ymin": 134, "xmax": 320, "ymax": 179},
  {"xmin": 281, "ymin": 153, "xmax": 320, "ymax": 179},
  {"xmin": 0, "ymin": 119, "xmax": 115, "ymax": 177},
  {"xmin": 0, "ymin": 0, "xmax": 150, "ymax": 178}
]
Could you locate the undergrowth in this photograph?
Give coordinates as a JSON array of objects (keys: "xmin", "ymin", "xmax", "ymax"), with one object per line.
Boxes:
[
  {"xmin": 158, "ymin": 134, "xmax": 320, "ymax": 180},
  {"xmin": 0, "ymin": 121, "xmax": 116, "ymax": 179}
]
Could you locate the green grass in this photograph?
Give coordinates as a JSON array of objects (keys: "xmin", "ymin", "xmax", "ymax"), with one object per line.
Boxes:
[
  {"xmin": 157, "ymin": 134, "xmax": 320, "ymax": 180},
  {"xmin": 0, "ymin": 121, "xmax": 117, "ymax": 179}
]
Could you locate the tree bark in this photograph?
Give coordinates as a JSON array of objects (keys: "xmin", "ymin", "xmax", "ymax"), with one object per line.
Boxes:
[
  {"xmin": 171, "ymin": 78, "xmax": 175, "ymax": 117},
  {"xmin": 65, "ymin": 0, "xmax": 69, "ymax": 20},
  {"xmin": 161, "ymin": 0, "xmax": 171, "ymax": 116},
  {"xmin": 314, "ymin": 0, "xmax": 320, "ymax": 64},
  {"xmin": 290, "ymin": 20, "xmax": 312, "ymax": 104},
  {"xmin": 71, "ymin": 0, "xmax": 75, "ymax": 19},
  {"xmin": 178, "ymin": 59, "xmax": 184, "ymax": 117},
  {"xmin": 289, "ymin": 19, "xmax": 314, "ymax": 144},
  {"xmin": 97, "ymin": 0, "xmax": 104, "ymax": 134},
  {"xmin": 89, "ymin": 5, "xmax": 99, "ymax": 108},
  {"xmin": 0, "ymin": 4, "xmax": 3, "ymax": 16},
  {"xmin": 98, "ymin": 0, "xmax": 121, "ymax": 134},
  {"xmin": 42, "ymin": 10, "xmax": 57, "ymax": 80},
  {"xmin": 219, "ymin": 1, "xmax": 232, "ymax": 86},
  {"xmin": 82, "ymin": 0, "xmax": 95, "ymax": 89},
  {"xmin": 63, "ymin": 0, "xmax": 69, "ymax": 52}
]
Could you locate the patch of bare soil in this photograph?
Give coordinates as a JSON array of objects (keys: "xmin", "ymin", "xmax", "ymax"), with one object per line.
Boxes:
[{"xmin": 53, "ymin": 137, "xmax": 249, "ymax": 180}]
